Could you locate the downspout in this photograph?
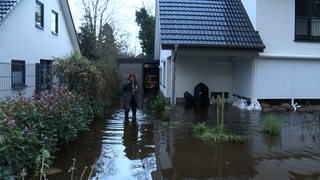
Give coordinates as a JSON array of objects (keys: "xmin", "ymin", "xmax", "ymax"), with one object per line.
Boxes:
[
  {"xmin": 291, "ymin": 61, "xmax": 296, "ymax": 110},
  {"xmin": 171, "ymin": 44, "xmax": 179, "ymax": 104}
]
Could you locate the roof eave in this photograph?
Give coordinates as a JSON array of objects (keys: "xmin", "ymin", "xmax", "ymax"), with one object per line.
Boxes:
[
  {"xmin": 161, "ymin": 43, "xmax": 265, "ymax": 53},
  {"xmin": 59, "ymin": 0, "xmax": 81, "ymax": 55}
]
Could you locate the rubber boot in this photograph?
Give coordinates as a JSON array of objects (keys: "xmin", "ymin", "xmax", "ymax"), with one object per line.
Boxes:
[
  {"xmin": 132, "ymin": 108, "xmax": 137, "ymax": 120},
  {"xmin": 125, "ymin": 110, "xmax": 129, "ymax": 119}
]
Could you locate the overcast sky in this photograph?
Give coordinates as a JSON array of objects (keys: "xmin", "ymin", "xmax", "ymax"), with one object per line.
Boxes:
[{"xmin": 67, "ymin": 0, "xmax": 155, "ymax": 55}]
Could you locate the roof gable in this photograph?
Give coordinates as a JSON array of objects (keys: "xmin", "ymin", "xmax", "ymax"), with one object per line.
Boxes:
[
  {"xmin": 159, "ymin": 0, "xmax": 265, "ymax": 51},
  {"xmin": 0, "ymin": 0, "xmax": 80, "ymax": 53},
  {"xmin": 0, "ymin": 0, "xmax": 21, "ymax": 26}
]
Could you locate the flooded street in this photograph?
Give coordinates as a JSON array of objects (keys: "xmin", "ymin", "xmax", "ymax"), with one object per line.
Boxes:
[{"xmin": 49, "ymin": 95, "xmax": 320, "ymax": 179}]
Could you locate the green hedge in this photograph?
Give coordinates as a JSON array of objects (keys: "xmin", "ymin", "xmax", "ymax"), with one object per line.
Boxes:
[
  {"xmin": 0, "ymin": 86, "xmax": 94, "ymax": 178},
  {"xmin": 53, "ymin": 53, "xmax": 120, "ymax": 116}
]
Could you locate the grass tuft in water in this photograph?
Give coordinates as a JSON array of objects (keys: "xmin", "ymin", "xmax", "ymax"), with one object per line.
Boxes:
[
  {"xmin": 161, "ymin": 120, "xmax": 181, "ymax": 128},
  {"xmin": 193, "ymin": 123, "xmax": 243, "ymax": 144},
  {"xmin": 262, "ymin": 114, "xmax": 282, "ymax": 136}
]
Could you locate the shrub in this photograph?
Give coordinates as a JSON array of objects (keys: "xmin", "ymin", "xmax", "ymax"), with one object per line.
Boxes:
[
  {"xmin": 151, "ymin": 92, "xmax": 167, "ymax": 113},
  {"xmin": 262, "ymin": 114, "xmax": 282, "ymax": 136},
  {"xmin": 0, "ymin": 86, "xmax": 94, "ymax": 178},
  {"xmin": 53, "ymin": 53, "xmax": 120, "ymax": 115}
]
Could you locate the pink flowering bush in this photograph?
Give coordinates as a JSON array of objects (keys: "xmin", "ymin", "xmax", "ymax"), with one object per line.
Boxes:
[{"xmin": 0, "ymin": 86, "xmax": 93, "ymax": 177}]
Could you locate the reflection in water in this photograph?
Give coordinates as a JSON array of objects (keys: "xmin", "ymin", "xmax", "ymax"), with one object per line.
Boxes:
[
  {"xmin": 123, "ymin": 120, "xmax": 139, "ymax": 160},
  {"xmin": 49, "ymin": 100, "xmax": 320, "ymax": 179},
  {"xmin": 262, "ymin": 135, "xmax": 281, "ymax": 149},
  {"xmin": 93, "ymin": 110, "xmax": 156, "ymax": 179},
  {"xmin": 154, "ymin": 128, "xmax": 256, "ymax": 179}
]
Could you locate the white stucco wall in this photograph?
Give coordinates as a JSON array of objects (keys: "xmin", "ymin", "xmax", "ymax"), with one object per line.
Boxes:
[
  {"xmin": 233, "ymin": 60, "xmax": 253, "ymax": 99},
  {"xmin": 0, "ymin": 0, "xmax": 76, "ymax": 64},
  {"xmin": 156, "ymin": 0, "xmax": 320, "ymax": 103},
  {"xmin": 255, "ymin": 59, "xmax": 320, "ymax": 100},
  {"xmin": 154, "ymin": 0, "xmax": 160, "ymax": 60},
  {"xmin": 175, "ymin": 55, "xmax": 233, "ymax": 100},
  {"xmin": 253, "ymin": 0, "xmax": 320, "ymax": 101},
  {"xmin": 0, "ymin": 0, "xmax": 78, "ymax": 98},
  {"xmin": 256, "ymin": 0, "xmax": 320, "ymax": 56},
  {"xmin": 159, "ymin": 49, "xmax": 172, "ymax": 98}
]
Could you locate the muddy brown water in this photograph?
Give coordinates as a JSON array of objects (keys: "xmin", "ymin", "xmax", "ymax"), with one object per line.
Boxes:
[{"xmin": 49, "ymin": 97, "xmax": 320, "ymax": 180}]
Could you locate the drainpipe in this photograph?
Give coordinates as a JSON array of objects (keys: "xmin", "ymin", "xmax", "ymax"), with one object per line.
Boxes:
[
  {"xmin": 171, "ymin": 44, "xmax": 179, "ymax": 104},
  {"xmin": 291, "ymin": 61, "xmax": 296, "ymax": 111}
]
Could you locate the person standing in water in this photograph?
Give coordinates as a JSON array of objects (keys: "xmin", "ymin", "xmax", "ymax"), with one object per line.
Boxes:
[{"xmin": 123, "ymin": 73, "xmax": 140, "ymax": 119}]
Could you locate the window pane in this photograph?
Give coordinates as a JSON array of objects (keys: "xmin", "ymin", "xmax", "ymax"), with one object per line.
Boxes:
[
  {"xmin": 312, "ymin": 0, "xmax": 320, "ymax": 18},
  {"xmin": 296, "ymin": 18, "xmax": 309, "ymax": 36},
  {"xmin": 295, "ymin": 0, "xmax": 320, "ymax": 40},
  {"xmin": 51, "ymin": 11, "xmax": 58, "ymax": 33},
  {"xmin": 12, "ymin": 71, "xmax": 23, "ymax": 85},
  {"xmin": 311, "ymin": 19, "xmax": 320, "ymax": 36},
  {"xmin": 296, "ymin": 0, "xmax": 308, "ymax": 17},
  {"xmin": 35, "ymin": 1, "xmax": 43, "ymax": 27},
  {"xmin": 11, "ymin": 60, "xmax": 25, "ymax": 87}
]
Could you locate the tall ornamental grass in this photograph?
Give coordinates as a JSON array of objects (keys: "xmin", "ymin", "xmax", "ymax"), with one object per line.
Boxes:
[
  {"xmin": 193, "ymin": 123, "xmax": 243, "ymax": 144},
  {"xmin": 262, "ymin": 114, "xmax": 282, "ymax": 136}
]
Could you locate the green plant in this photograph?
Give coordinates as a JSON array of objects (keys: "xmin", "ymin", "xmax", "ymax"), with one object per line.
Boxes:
[
  {"xmin": 216, "ymin": 93, "xmax": 225, "ymax": 128},
  {"xmin": 36, "ymin": 148, "xmax": 52, "ymax": 180},
  {"xmin": 161, "ymin": 120, "xmax": 181, "ymax": 128},
  {"xmin": 151, "ymin": 92, "xmax": 167, "ymax": 113},
  {"xmin": 193, "ymin": 123, "xmax": 243, "ymax": 144},
  {"xmin": 262, "ymin": 114, "xmax": 282, "ymax": 136},
  {"xmin": 53, "ymin": 53, "xmax": 120, "ymax": 115},
  {"xmin": 193, "ymin": 122, "xmax": 207, "ymax": 134},
  {"xmin": 67, "ymin": 158, "xmax": 97, "ymax": 180},
  {"xmin": 0, "ymin": 86, "xmax": 94, "ymax": 178},
  {"xmin": 68, "ymin": 158, "xmax": 76, "ymax": 180},
  {"xmin": 193, "ymin": 93, "xmax": 243, "ymax": 144}
]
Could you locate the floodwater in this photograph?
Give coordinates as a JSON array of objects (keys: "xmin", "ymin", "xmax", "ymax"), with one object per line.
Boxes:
[{"xmin": 49, "ymin": 94, "xmax": 320, "ymax": 180}]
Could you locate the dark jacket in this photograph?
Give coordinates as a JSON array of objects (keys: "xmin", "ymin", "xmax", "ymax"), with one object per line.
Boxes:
[{"xmin": 122, "ymin": 79, "xmax": 140, "ymax": 110}]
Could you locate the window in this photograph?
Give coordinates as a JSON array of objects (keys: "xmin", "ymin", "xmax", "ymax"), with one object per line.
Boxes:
[
  {"xmin": 36, "ymin": 60, "xmax": 53, "ymax": 91},
  {"xmin": 35, "ymin": 0, "xmax": 44, "ymax": 28},
  {"xmin": 11, "ymin": 60, "xmax": 26, "ymax": 89},
  {"xmin": 295, "ymin": 0, "xmax": 320, "ymax": 40},
  {"xmin": 51, "ymin": 10, "xmax": 58, "ymax": 34}
]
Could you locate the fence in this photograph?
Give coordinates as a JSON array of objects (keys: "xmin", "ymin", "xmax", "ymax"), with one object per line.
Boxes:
[{"xmin": 0, "ymin": 62, "xmax": 53, "ymax": 98}]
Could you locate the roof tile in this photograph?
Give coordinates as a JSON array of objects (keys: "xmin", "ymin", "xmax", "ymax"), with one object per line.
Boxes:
[
  {"xmin": 0, "ymin": 0, "xmax": 20, "ymax": 25},
  {"xmin": 159, "ymin": 0, "xmax": 265, "ymax": 51}
]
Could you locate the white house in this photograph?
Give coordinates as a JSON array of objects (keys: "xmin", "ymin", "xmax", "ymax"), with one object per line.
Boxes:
[
  {"xmin": 0, "ymin": 0, "xmax": 80, "ymax": 98},
  {"xmin": 155, "ymin": 0, "xmax": 320, "ymax": 107}
]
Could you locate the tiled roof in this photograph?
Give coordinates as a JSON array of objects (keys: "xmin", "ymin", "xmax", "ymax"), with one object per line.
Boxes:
[
  {"xmin": 159, "ymin": 0, "xmax": 265, "ymax": 51},
  {"xmin": 0, "ymin": 0, "xmax": 20, "ymax": 26}
]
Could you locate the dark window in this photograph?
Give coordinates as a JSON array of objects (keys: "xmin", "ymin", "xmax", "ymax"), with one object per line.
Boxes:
[
  {"xmin": 11, "ymin": 60, "xmax": 26, "ymax": 89},
  {"xmin": 295, "ymin": 0, "xmax": 320, "ymax": 41},
  {"xmin": 51, "ymin": 10, "xmax": 58, "ymax": 34},
  {"xmin": 35, "ymin": 0, "xmax": 44, "ymax": 28},
  {"xmin": 36, "ymin": 60, "xmax": 53, "ymax": 91}
]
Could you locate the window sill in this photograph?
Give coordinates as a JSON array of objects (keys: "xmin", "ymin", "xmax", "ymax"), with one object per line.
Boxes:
[
  {"xmin": 51, "ymin": 31, "xmax": 58, "ymax": 36},
  {"xmin": 294, "ymin": 38, "xmax": 320, "ymax": 43},
  {"xmin": 35, "ymin": 24, "xmax": 44, "ymax": 30},
  {"xmin": 12, "ymin": 84, "xmax": 28, "ymax": 90}
]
